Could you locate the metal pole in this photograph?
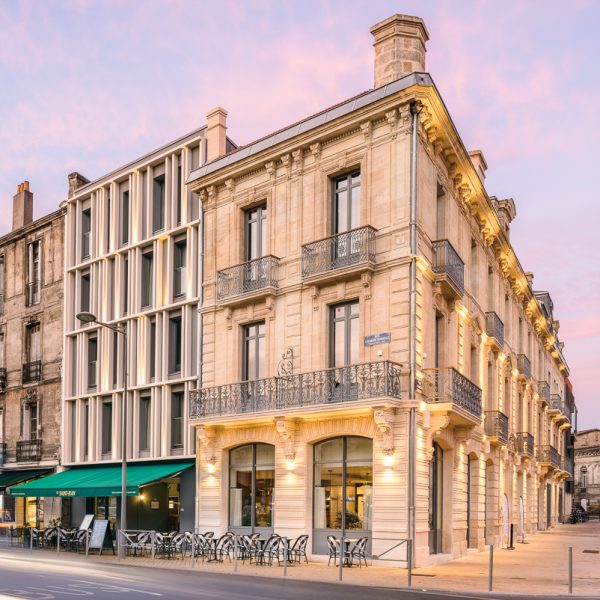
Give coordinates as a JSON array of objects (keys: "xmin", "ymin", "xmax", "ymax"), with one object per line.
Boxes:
[
  {"xmin": 234, "ymin": 535, "xmax": 238, "ymax": 573},
  {"xmin": 85, "ymin": 529, "xmax": 89, "ymax": 556},
  {"xmin": 283, "ymin": 536, "xmax": 287, "ymax": 577},
  {"xmin": 57, "ymin": 528, "xmax": 60, "ymax": 554},
  {"xmin": 119, "ymin": 325, "xmax": 128, "ymax": 560},
  {"xmin": 151, "ymin": 531, "xmax": 156, "ymax": 562},
  {"xmin": 191, "ymin": 533, "xmax": 195, "ymax": 567},
  {"xmin": 568, "ymin": 546, "xmax": 573, "ymax": 594},
  {"xmin": 407, "ymin": 539, "xmax": 412, "ymax": 588},
  {"xmin": 488, "ymin": 545, "xmax": 494, "ymax": 592},
  {"xmin": 30, "ymin": 528, "xmax": 33, "ymax": 551}
]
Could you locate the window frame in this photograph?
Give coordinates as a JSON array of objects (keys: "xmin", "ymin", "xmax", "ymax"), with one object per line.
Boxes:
[
  {"xmin": 329, "ymin": 301, "xmax": 359, "ymax": 369},
  {"xmin": 242, "ymin": 321, "xmax": 265, "ymax": 381},
  {"xmin": 332, "ymin": 171, "xmax": 360, "ymax": 235}
]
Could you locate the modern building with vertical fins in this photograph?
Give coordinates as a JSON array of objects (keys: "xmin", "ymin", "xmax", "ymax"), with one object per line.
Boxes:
[{"xmin": 185, "ymin": 14, "xmax": 575, "ymax": 565}]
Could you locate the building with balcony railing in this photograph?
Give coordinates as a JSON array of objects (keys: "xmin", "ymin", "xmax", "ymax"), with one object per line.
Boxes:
[
  {"xmin": 0, "ymin": 181, "xmax": 64, "ymax": 529},
  {"xmin": 574, "ymin": 429, "xmax": 600, "ymax": 516}
]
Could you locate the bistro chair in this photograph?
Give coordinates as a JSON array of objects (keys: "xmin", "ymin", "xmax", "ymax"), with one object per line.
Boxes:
[
  {"xmin": 326, "ymin": 535, "xmax": 339, "ymax": 566},
  {"xmin": 211, "ymin": 533, "xmax": 234, "ymax": 562},
  {"xmin": 349, "ymin": 537, "xmax": 368, "ymax": 567},
  {"xmin": 289, "ymin": 534, "xmax": 309, "ymax": 564},
  {"xmin": 171, "ymin": 533, "xmax": 187, "ymax": 558},
  {"xmin": 255, "ymin": 534, "xmax": 281, "ymax": 566},
  {"xmin": 239, "ymin": 535, "xmax": 258, "ymax": 563}
]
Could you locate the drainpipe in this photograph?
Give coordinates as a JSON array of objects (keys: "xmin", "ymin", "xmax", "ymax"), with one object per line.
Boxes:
[{"xmin": 408, "ymin": 100, "xmax": 421, "ymax": 565}]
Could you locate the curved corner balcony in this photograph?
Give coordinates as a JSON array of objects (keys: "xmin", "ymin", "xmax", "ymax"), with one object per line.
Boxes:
[
  {"xmin": 189, "ymin": 361, "xmax": 406, "ymax": 422},
  {"xmin": 216, "ymin": 255, "xmax": 280, "ymax": 306},
  {"xmin": 301, "ymin": 226, "xmax": 376, "ymax": 283}
]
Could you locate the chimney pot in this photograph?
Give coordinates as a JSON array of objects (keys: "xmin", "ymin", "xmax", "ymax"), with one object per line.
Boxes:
[
  {"xmin": 23, "ymin": 181, "xmax": 30, "ymax": 192},
  {"xmin": 468, "ymin": 150, "xmax": 488, "ymax": 182},
  {"xmin": 206, "ymin": 107, "xmax": 228, "ymax": 162},
  {"xmin": 370, "ymin": 14, "xmax": 429, "ymax": 87}
]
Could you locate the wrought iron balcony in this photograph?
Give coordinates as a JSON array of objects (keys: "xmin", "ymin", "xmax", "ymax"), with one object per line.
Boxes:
[
  {"xmin": 537, "ymin": 445, "xmax": 560, "ymax": 469},
  {"xmin": 22, "ymin": 360, "xmax": 42, "ymax": 384},
  {"xmin": 301, "ymin": 226, "xmax": 376, "ymax": 280},
  {"xmin": 432, "ymin": 240, "xmax": 464, "ymax": 298},
  {"xmin": 422, "ymin": 367, "xmax": 482, "ymax": 419},
  {"xmin": 0, "ymin": 367, "xmax": 6, "ymax": 389},
  {"xmin": 537, "ymin": 381, "xmax": 550, "ymax": 404},
  {"xmin": 16, "ymin": 439, "xmax": 41, "ymax": 462},
  {"xmin": 25, "ymin": 280, "xmax": 41, "ymax": 307},
  {"xmin": 216, "ymin": 255, "xmax": 280, "ymax": 302},
  {"xmin": 484, "ymin": 411, "xmax": 509, "ymax": 444},
  {"xmin": 485, "ymin": 312, "xmax": 504, "ymax": 348},
  {"xmin": 517, "ymin": 354, "xmax": 532, "ymax": 380},
  {"xmin": 516, "ymin": 432, "xmax": 535, "ymax": 457},
  {"xmin": 549, "ymin": 394, "xmax": 562, "ymax": 412},
  {"xmin": 0, "ymin": 442, "xmax": 6, "ymax": 465},
  {"xmin": 189, "ymin": 361, "xmax": 405, "ymax": 419}
]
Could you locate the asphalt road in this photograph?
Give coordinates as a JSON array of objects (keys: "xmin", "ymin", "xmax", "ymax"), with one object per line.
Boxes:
[{"xmin": 0, "ymin": 551, "xmax": 592, "ymax": 600}]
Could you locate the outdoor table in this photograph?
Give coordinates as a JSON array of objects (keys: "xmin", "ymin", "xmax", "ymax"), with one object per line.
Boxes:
[
  {"xmin": 159, "ymin": 534, "xmax": 175, "ymax": 559},
  {"xmin": 336, "ymin": 538, "xmax": 359, "ymax": 566}
]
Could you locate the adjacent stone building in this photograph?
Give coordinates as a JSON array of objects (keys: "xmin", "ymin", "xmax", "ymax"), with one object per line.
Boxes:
[
  {"xmin": 0, "ymin": 182, "xmax": 65, "ymax": 529},
  {"xmin": 574, "ymin": 429, "xmax": 600, "ymax": 515},
  {"xmin": 186, "ymin": 14, "xmax": 575, "ymax": 566}
]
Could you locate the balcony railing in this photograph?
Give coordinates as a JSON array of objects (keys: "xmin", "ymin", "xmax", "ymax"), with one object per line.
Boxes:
[
  {"xmin": 301, "ymin": 226, "xmax": 376, "ymax": 279},
  {"xmin": 516, "ymin": 432, "xmax": 535, "ymax": 457},
  {"xmin": 537, "ymin": 445, "xmax": 560, "ymax": 468},
  {"xmin": 22, "ymin": 360, "xmax": 42, "ymax": 384},
  {"xmin": 484, "ymin": 411, "xmax": 509, "ymax": 443},
  {"xmin": 0, "ymin": 367, "xmax": 6, "ymax": 389},
  {"xmin": 190, "ymin": 361, "xmax": 405, "ymax": 419},
  {"xmin": 549, "ymin": 394, "xmax": 562, "ymax": 412},
  {"xmin": 537, "ymin": 381, "xmax": 550, "ymax": 403},
  {"xmin": 216, "ymin": 255, "xmax": 280, "ymax": 302},
  {"xmin": 16, "ymin": 439, "xmax": 41, "ymax": 462},
  {"xmin": 517, "ymin": 354, "xmax": 532, "ymax": 380},
  {"xmin": 485, "ymin": 312, "xmax": 504, "ymax": 348},
  {"xmin": 25, "ymin": 280, "xmax": 41, "ymax": 306},
  {"xmin": 432, "ymin": 240, "xmax": 464, "ymax": 296},
  {"xmin": 0, "ymin": 442, "xmax": 6, "ymax": 465},
  {"xmin": 422, "ymin": 367, "xmax": 482, "ymax": 419}
]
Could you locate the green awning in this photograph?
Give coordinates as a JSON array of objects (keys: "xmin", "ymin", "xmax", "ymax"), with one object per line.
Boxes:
[
  {"xmin": 0, "ymin": 469, "xmax": 52, "ymax": 492},
  {"xmin": 9, "ymin": 461, "xmax": 194, "ymax": 498}
]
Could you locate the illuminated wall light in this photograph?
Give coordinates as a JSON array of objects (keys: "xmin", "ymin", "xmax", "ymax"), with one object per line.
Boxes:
[
  {"xmin": 138, "ymin": 493, "xmax": 145, "ymax": 502},
  {"xmin": 383, "ymin": 452, "xmax": 395, "ymax": 468},
  {"xmin": 206, "ymin": 459, "xmax": 216, "ymax": 474},
  {"xmin": 285, "ymin": 456, "xmax": 296, "ymax": 471}
]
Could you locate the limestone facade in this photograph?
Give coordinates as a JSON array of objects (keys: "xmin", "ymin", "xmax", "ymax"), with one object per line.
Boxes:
[
  {"xmin": 0, "ymin": 183, "xmax": 65, "ymax": 528},
  {"xmin": 186, "ymin": 14, "xmax": 575, "ymax": 566},
  {"xmin": 574, "ymin": 429, "xmax": 600, "ymax": 515}
]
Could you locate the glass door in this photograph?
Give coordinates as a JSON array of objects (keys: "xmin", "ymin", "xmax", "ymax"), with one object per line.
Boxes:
[{"xmin": 332, "ymin": 172, "xmax": 361, "ymax": 266}]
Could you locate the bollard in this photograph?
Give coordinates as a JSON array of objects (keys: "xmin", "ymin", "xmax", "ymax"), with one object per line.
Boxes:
[
  {"xmin": 407, "ymin": 539, "xmax": 412, "ymax": 588},
  {"xmin": 283, "ymin": 537, "xmax": 288, "ymax": 577},
  {"xmin": 234, "ymin": 535, "xmax": 238, "ymax": 573},
  {"xmin": 151, "ymin": 531, "xmax": 156, "ymax": 562},
  {"xmin": 57, "ymin": 528, "xmax": 61, "ymax": 554},
  {"xmin": 508, "ymin": 524, "xmax": 515, "ymax": 550},
  {"xmin": 338, "ymin": 540, "xmax": 343, "ymax": 581},
  {"xmin": 568, "ymin": 546, "xmax": 573, "ymax": 594},
  {"xmin": 488, "ymin": 544, "xmax": 494, "ymax": 592},
  {"xmin": 85, "ymin": 529, "xmax": 89, "ymax": 556},
  {"xmin": 30, "ymin": 529, "xmax": 33, "ymax": 552}
]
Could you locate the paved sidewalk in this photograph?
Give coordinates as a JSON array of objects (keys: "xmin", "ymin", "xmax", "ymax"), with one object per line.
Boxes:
[{"xmin": 2, "ymin": 522, "xmax": 599, "ymax": 597}]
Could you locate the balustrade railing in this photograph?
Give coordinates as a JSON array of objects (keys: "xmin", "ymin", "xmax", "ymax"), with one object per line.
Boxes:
[
  {"xmin": 516, "ymin": 432, "xmax": 535, "ymax": 457},
  {"xmin": 301, "ymin": 226, "xmax": 376, "ymax": 278},
  {"xmin": 22, "ymin": 360, "xmax": 41, "ymax": 384},
  {"xmin": 421, "ymin": 367, "xmax": 482, "ymax": 419},
  {"xmin": 216, "ymin": 255, "xmax": 279, "ymax": 301},
  {"xmin": 189, "ymin": 361, "xmax": 405, "ymax": 418},
  {"xmin": 485, "ymin": 312, "xmax": 504, "ymax": 347},
  {"xmin": 517, "ymin": 354, "xmax": 532, "ymax": 380},
  {"xmin": 537, "ymin": 380, "xmax": 550, "ymax": 403},
  {"xmin": 16, "ymin": 439, "xmax": 41, "ymax": 462},
  {"xmin": 432, "ymin": 240, "xmax": 464, "ymax": 295},
  {"xmin": 537, "ymin": 444, "xmax": 560, "ymax": 468},
  {"xmin": 25, "ymin": 280, "xmax": 40, "ymax": 306},
  {"xmin": 484, "ymin": 411, "xmax": 509, "ymax": 443}
]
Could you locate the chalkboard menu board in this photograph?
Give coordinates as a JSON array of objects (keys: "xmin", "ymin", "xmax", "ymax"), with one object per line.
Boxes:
[
  {"xmin": 79, "ymin": 514, "xmax": 94, "ymax": 531},
  {"xmin": 88, "ymin": 519, "xmax": 114, "ymax": 554}
]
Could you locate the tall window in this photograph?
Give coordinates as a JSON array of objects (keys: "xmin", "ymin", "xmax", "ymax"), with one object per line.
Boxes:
[
  {"xmin": 176, "ymin": 163, "xmax": 183, "ymax": 226},
  {"xmin": 149, "ymin": 318, "xmax": 156, "ymax": 380},
  {"xmin": 123, "ymin": 256, "xmax": 129, "ymax": 315},
  {"xmin": 26, "ymin": 240, "xmax": 41, "ymax": 306},
  {"xmin": 429, "ymin": 442, "xmax": 443, "ymax": 554},
  {"xmin": 173, "ymin": 240, "xmax": 186, "ymax": 299},
  {"xmin": 245, "ymin": 205, "xmax": 267, "ymax": 260},
  {"xmin": 81, "ymin": 208, "xmax": 91, "ymax": 260},
  {"xmin": 105, "ymin": 193, "xmax": 111, "ymax": 253},
  {"xmin": 25, "ymin": 322, "xmax": 41, "ymax": 365},
  {"xmin": 112, "ymin": 331, "xmax": 119, "ymax": 387},
  {"xmin": 168, "ymin": 314, "xmax": 182, "ymax": 374},
  {"xmin": 83, "ymin": 400, "xmax": 89, "ymax": 459},
  {"xmin": 313, "ymin": 436, "xmax": 372, "ymax": 531},
  {"xmin": 229, "ymin": 443, "xmax": 274, "ymax": 530},
  {"xmin": 333, "ymin": 172, "xmax": 360, "ymax": 234},
  {"xmin": 330, "ymin": 302, "xmax": 359, "ymax": 368},
  {"xmin": 23, "ymin": 401, "xmax": 39, "ymax": 440},
  {"xmin": 139, "ymin": 395, "xmax": 151, "ymax": 452},
  {"xmin": 470, "ymin": 239, "xmax": 478, "ymax": 297},
  {"xmin": 0, "ymin": 330, "xmax": 5, "ymax": 369},
  {"xmin": 141, "ymin": 250, "xmax": 153, "ymax": 308},
  {"xmin": 121, "ymin": 190, "xmax": 130, "ymax": 246},
  {"xmin": 0, "ymin": 254, "xmax": 5, "ymax": 314},
  {"xmin": 435, "ymin": 183, "xmax": 445, "ymax": 240},
  {"xmin": 153, "ymin": 174, "xmax": 165, "ymax": 233},
  {"xmin": 242, "ymin": 322, "xmax": 265, "ymax": 381},
  {"xmin": 171, "ymin": 391, "xmax": 184, "ymax": 449},
  {"xmin": 101, "ymin": 400, "xmax": 112, "ymax": 456},
  {"xmin": 87, "ymin": 336, "xmax": 97, "ymax": 389},
  {"xmin": 81, "ymin": 271, "xmax": 91, "ymax": 313}
]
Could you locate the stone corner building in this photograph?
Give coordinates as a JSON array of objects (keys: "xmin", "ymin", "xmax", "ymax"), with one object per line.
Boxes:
[
  {"xmin": 574, "ymin": 429, "xmax": 600, "ymax": 515},
  {"xmin": 0, "ymin": 182, "xmax": 65, "ymax": 529},
  {"xmin": 186, "ymin": 14, "xmax": 575, "ymax": 566}
]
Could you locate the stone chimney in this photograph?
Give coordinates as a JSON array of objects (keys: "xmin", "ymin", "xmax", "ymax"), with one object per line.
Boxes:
[
  {"xmin": 491, "ymin": 197, "xmax": 517, "ymax": 239},
  {"xmin": 370, "ymin": 14, "xmax": 429, "ymax": 88},
  {"xmin": 68, "ymin": 172, "xmax": 90, "ymax": 199},
  {"xmin": 206, "ymin": 107, "xmax": 228, "ymax": 162},
  {"xmin": 12, "ymin": 181, "xmax": 34, "ymax": 231},
  {"xmin": 468, "ymin": 149, "xmax": 488, "ymax": 182}
]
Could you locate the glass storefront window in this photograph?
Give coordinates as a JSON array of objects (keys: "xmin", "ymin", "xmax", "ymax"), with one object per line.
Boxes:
[
  {"xmin": 314, "ymin": 436, "xmax": 372, "ymax": 531},
  {"xmin": 229, "ymin": 443, "xmax": 274, "ymax": 530},
  {"xmin": 0, "ymin": 494, "xmax": 15, "ymax": 523}
]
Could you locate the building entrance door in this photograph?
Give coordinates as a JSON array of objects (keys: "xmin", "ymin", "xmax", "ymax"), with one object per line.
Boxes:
[
  {"xmin": 502, "ymin": 494, "xmax": 509, "ymax": 548},
  {"xmin": 428, "ymin": 443, "xmax": 443, "ymax": 554}
]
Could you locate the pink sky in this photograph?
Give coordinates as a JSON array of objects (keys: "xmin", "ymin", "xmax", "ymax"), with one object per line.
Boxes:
[{"xmin": 0, "ymin": 0, "xmax": 598, "ymax": 428}]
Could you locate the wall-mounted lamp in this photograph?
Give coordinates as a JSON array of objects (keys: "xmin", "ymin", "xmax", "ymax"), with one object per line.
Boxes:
[
  {"xmin": 383, "ymin": 451, "xmax": 395, "ymax": 468},
  {"xmin": 285, "ymin": 455, "xmax": 296, "ymax": 471},
  {"xmin": 206, "ymin": 458, "xmax": 216, "ymax": 474}
]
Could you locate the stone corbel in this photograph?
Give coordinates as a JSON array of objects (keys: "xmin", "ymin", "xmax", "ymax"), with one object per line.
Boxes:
[
  {"xmin": 224, "ymin": 178, "xmax": 235, "ymax": 194},
  {"xmin": 310, "ymin": 142, "xmax": 321, "ymax": 162},
  {"xmin": 275, "ymin": 418, "xmax": 296, "ymax": 461},
  {"xmin": 423, "ymin": 414, "xmax": 450, "ymax": 460},
  {"xmin": 291, "ymin": 149, "xmax": 303, "ymax": 175},
  {"xmin": 373, "ymin": 408, "xmax": 395, "ymax": 456},
  {"xmin": 385, "ymin": 109, "xmax": 398, "ymax": 138},
  {"xmin": 224, "ymin": 306, "xmax": 233, "ymax": 329},
  {"xmin": 360, "ymin": 120, "xmax": 372, "ymax": 143},
  {"xmin": 265, "ymin": 161, "xmax": 276, "ymax": 180},
  {"xmin": 197, "ymin": 426, "xmax": 216, "ymax": 464},
  {"xmin": 280, "ymin": 154, "xmax": 291, "ymax": 179}
]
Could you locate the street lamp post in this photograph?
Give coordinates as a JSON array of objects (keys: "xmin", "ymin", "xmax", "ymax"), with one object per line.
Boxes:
[{"xmin": 76, "ymin": 311, "xmax": 128, "ymax": 559}]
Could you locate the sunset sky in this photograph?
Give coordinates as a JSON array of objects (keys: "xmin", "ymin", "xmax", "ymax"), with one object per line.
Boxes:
[{"xmin": 0, "ymin": 0, "xmax": 598, "ymax": 428}]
